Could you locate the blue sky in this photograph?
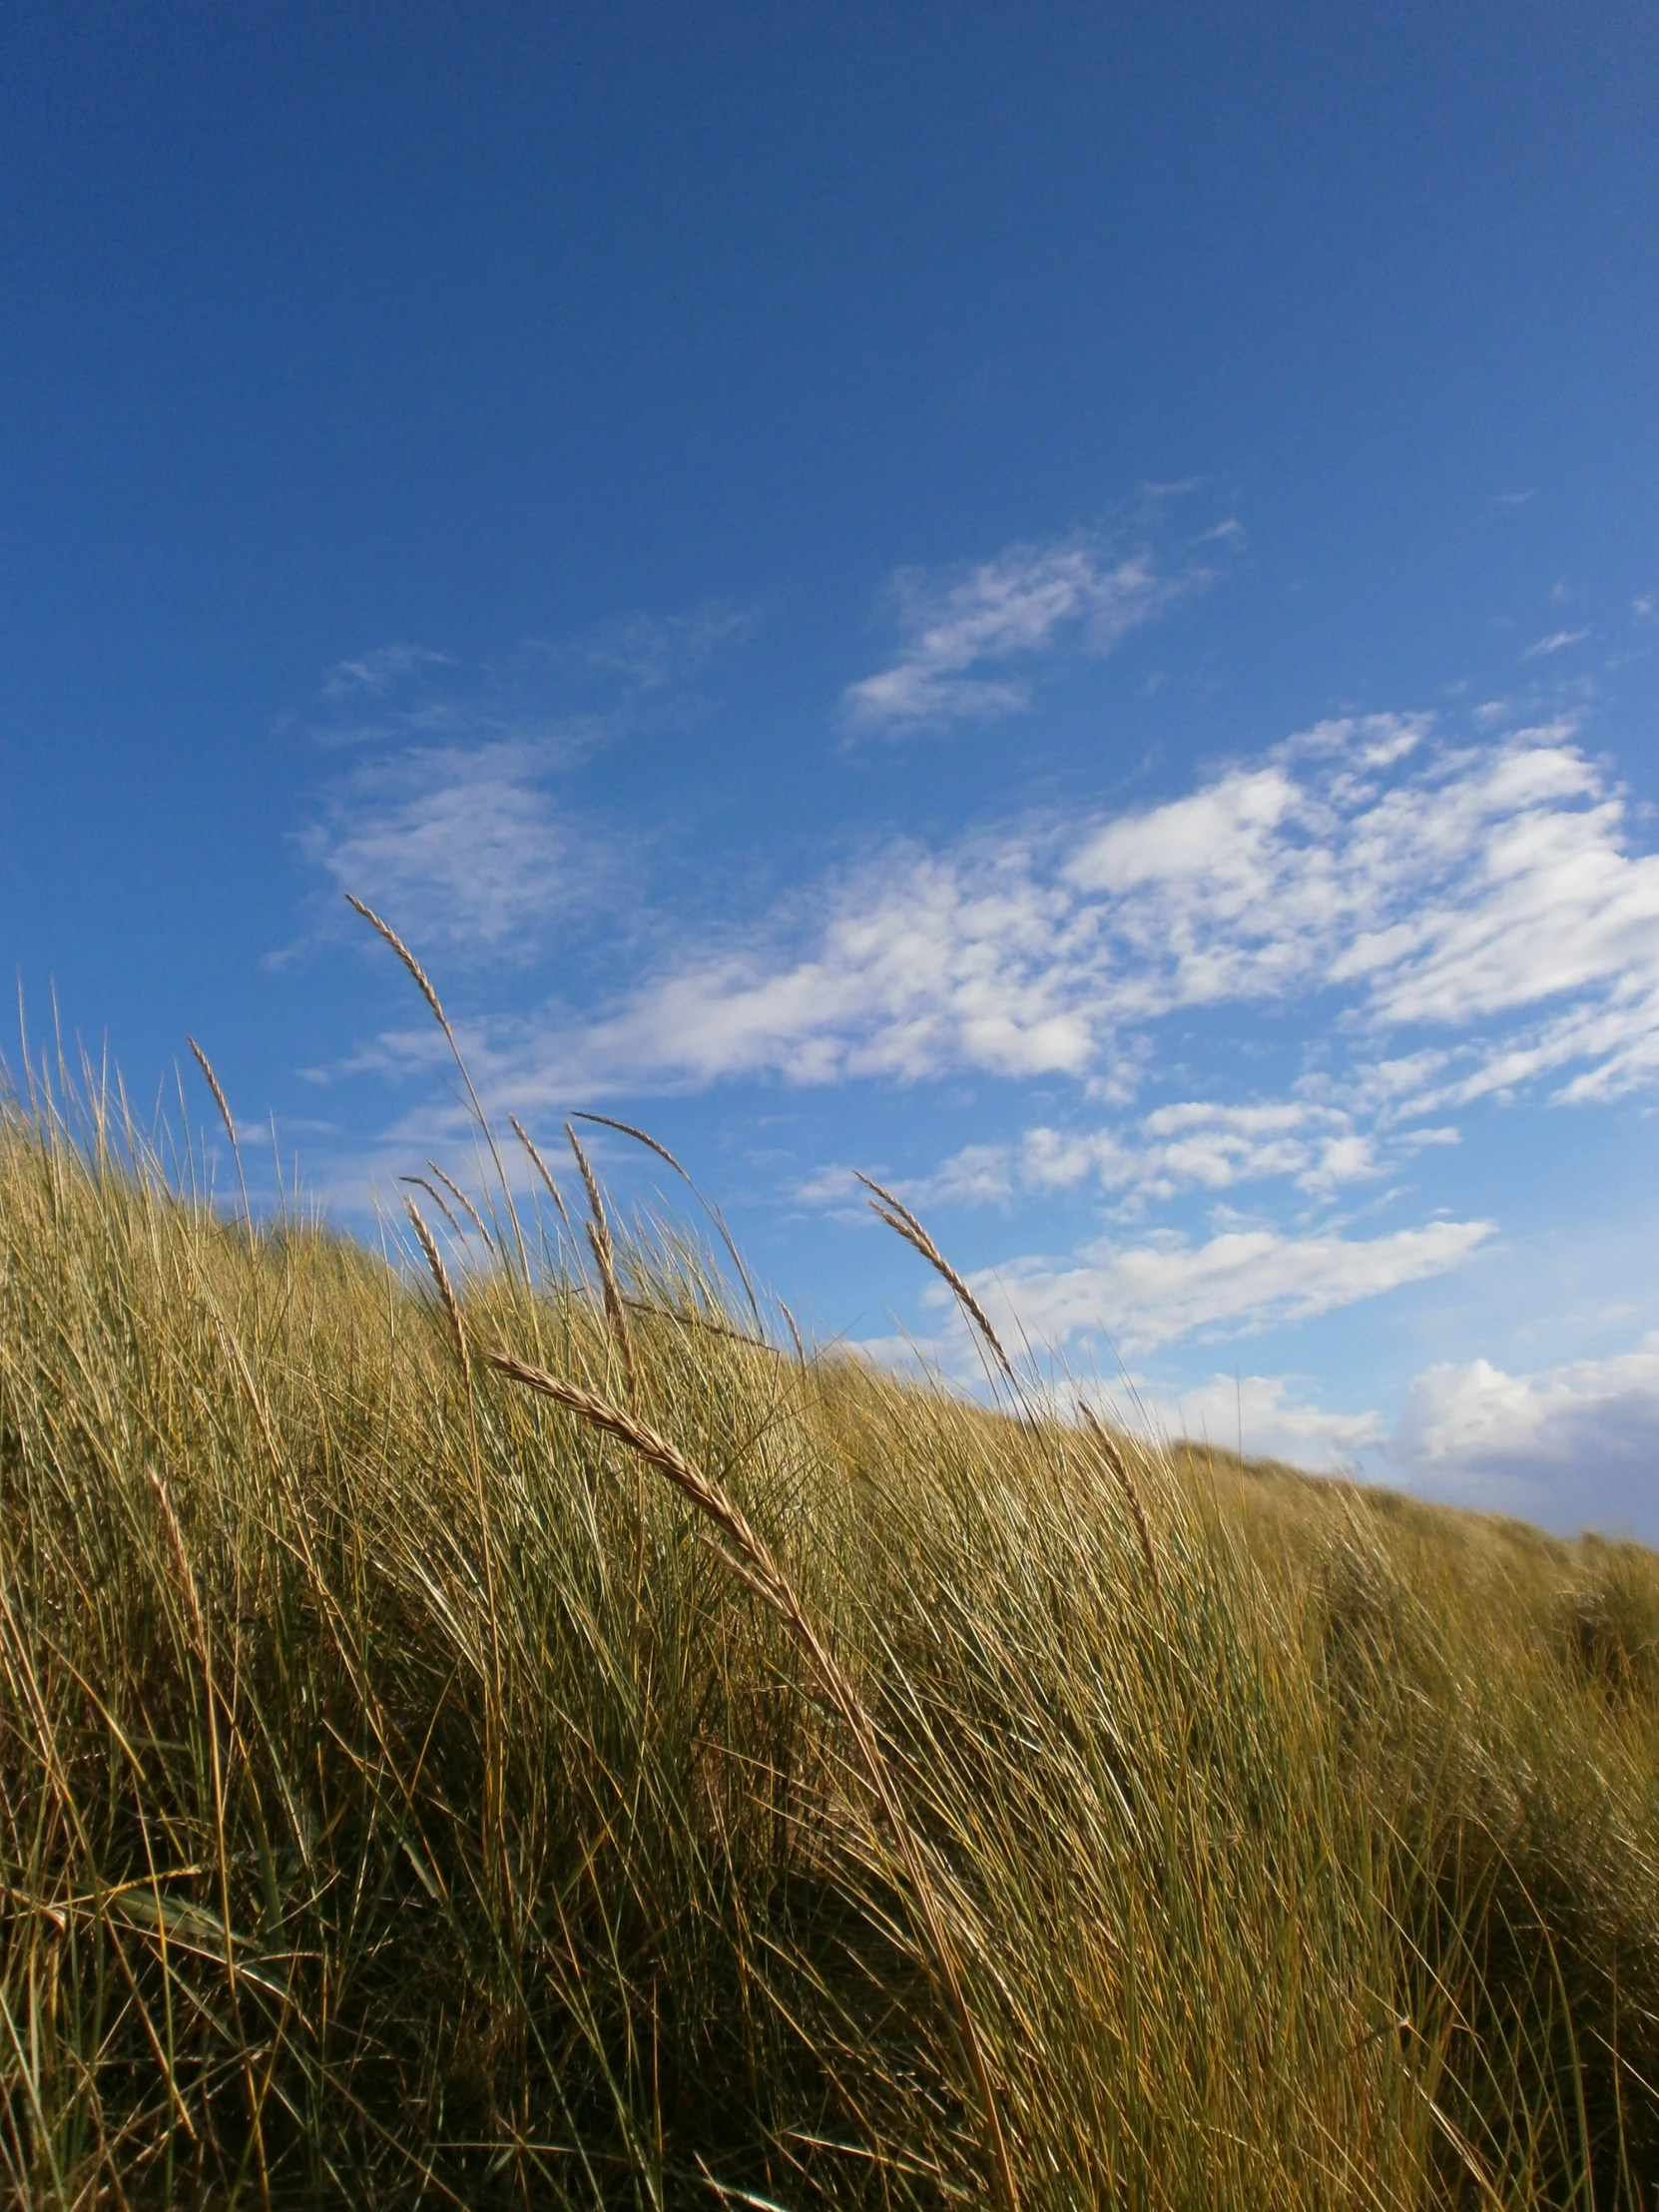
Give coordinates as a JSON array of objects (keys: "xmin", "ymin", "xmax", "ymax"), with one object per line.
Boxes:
[{"xmin": 6, "ymin": 4, "xmax": 1659, "ymax": 1534}]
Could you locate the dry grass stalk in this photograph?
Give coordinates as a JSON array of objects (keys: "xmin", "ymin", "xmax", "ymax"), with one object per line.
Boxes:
[
  {"xmin": 343, "ymin": 894, "xmax": 449, "ymax": 1032},
  {"xmin": 567, "ymin": 1123, "xmax": 638, "ymax": 1403},
  {"xmin": 188, "ymin": 1034, "xmax": 254, "ymax": 1242},
  {"xmin": 565, "ymin": 1121, "xmax": 608, "ymax": 1245},
  {"xmin": 779, "ymin": 1299, "xmax": 808, "ymax": 1367},
  {"xmin": 574, "ymin": 1107, "xmax": 763, "ymax": 1327},
  {"xmin": 399, "ymin": 1173, "xmax": 463, "ymax": 1239},
  {"xmin": 510, "ymin": 1115, "xmax": 572, "ymax": 1231},
  {"xmin": 187, "ymin": 1037, "xmax": 237, "ymax": 1156},
  {"xmin": 1078, "ymin": 1402, "xmax": 1161, "ymax": 1594},
  {"xmin": 402, "ymin": 1193, "xmax": 506, "ymax": 1886},
  {"xmin": 855, "ymin": 1174, "xmax": 1020, "ymax": 1392},
  {"xmin": 483, "ymin": 1352, "xmax": 1021, "ymax": 2212},
  {"xmin": 589, "ymin": 1228, "xmax": 640, "ymax": 1403},
  {"xmin": 621, "ymin": 1295, "xmax": 772, "ymax": 1356},
  {"xmin": 403, "ymin": 1195, "xmax": 469, "ymax": 1378},
  {"xmin": 572, "ymin": 1109, "xmax": 690, "ymax": 1181},
  {"xmin": 427, "ymin": 1159, "xmax": 497, "ymax": 1254},
  {"xmin": 346, "ymin": 892, "xmax": 531, "ymax": 1283},
  {"xmin": 144, "ymin": 1463, "xmax": 272, "ymax": 2199}
]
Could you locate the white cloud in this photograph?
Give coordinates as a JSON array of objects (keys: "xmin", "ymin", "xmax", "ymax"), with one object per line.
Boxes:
[
  {"xmin": 541, "ymin": 838, "xmax": 1099, "ymax": 1089},
  {"xmin": 1144, "ymin": 1371, "xmax": 1384, "ymax": 1465},
  {"xmin": 840, "ymin": 527, "xmax": 1214, "ymax": 734},
  {"xmin": 964, "ymin": 1217, "xmax": 1493, "ymax": 1355},
  {"xmin": 334, "ymin": 707, "xmax": 1659, "ymax": 1388},
  {"xmin": 794, "ymin": 1141, "xmax": 1018, "ymax": 1222},
  {"xmin": 792, "ymin": 1099, "xmax": 1385, "ymax": 1224},
  {"xmin": 913, "ymin": 1143, "xmax": 1017, "ymax": 1206},
  {"xmin": 1139, "ymin": 1100, "xmax": 1374, "ymax": 1196},
  {"xmin": 1017, "ymin": 1100, "xmax": 1380, "ymax": 1204},
  {"xmin": 1022, "ymin": 1124, "xmax": 1140, "ymax": 1192},
  {"xmin": 793, "ymin": 1163, "xmax": 866, "ymax": 1210},
  {"xmin": 1390, "ymin": 1340, "xmax": 1659, "ymax": 1535},
  {"xmin": 1396, "ymin": 1340, "xmax": 1659, "ymax": 1468}
]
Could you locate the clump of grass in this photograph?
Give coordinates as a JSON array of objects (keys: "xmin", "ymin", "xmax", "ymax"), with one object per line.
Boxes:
[
  {"xmin": 483, "ymin": 1353, "xmax": 1020, "ymax": 2212},
  {"xmin": 1, "ymin": 953, "xmax": 1657, "ymax": 2205}
]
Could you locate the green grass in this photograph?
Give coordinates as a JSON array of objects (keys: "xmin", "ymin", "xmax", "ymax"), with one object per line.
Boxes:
[{"xmin": 1, "ymin": 1053, "xmax": 1657, "ymax": 2206}]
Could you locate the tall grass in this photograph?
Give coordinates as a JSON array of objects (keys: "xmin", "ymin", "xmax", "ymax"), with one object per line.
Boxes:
[{"xmin": 0, "ymin": 1033, "xmax": 1656, "ymax": 2203}]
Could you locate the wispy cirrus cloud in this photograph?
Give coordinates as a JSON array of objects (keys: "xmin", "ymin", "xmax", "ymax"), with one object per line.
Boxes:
[
  {"xmin": 295, "ymin": 737, "xmax": 625, "ymax": 961},
  {"xmin": 311, "ymin": 603, "xmax": 759, "ymax": 743},
  {"xmin": 288, "ymin": 603, "xmax": 760, "ymax": 965},
  {"xmin": 570, "ymin": 603, "xmax": 761, "ymax": 692},
  {"xmin": 839, "ymin": 521, "xmax": 1229, "ymax": 735},
  {"xmin": 1522, "ymin": 627, "xmax": 1591, "ymax": 660},
  {"xmin": 319, "ymin": 644, "xmax": 456, "ymax": 702}
]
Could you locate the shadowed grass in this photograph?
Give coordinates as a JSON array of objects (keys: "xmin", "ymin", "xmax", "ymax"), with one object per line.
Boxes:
[{"xmin": 0, "ymin": 1070, "xmax": 1656, "ymax": 2206}]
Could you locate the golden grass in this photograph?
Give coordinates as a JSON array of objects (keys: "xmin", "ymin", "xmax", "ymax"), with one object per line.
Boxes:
[{"xmin": 1, "ymin": 1025, "xmax": 1657, "ymax": 2205}]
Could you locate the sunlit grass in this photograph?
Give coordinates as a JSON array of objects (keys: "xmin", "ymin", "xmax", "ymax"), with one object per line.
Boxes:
[{"xmin": 1, "ymin": 1030, "xmax": 1656, "ymax": 2205}]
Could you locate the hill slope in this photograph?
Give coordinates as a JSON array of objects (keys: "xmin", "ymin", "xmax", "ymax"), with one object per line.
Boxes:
[{"xmin": 2, "ymin": 1102, "xmax": 1657, "ymax": 2207}]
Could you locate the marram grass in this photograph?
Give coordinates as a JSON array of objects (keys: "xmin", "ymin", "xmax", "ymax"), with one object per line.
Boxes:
[{"xmin": 1, "ymin": 1073, "xmax": 1658, "ymax": 2206}]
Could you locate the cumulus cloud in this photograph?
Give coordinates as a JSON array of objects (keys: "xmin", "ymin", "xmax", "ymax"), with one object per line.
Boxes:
[
  {"xmin": 538, "ymin": 838, "xmax": 1099, "ymax": 1089},
  {"xmin": 913, "ymin": 1143, "xmax": 1018, "ymax": 1207},
  {"xmin": 989, "ymin": 1101, "xmax": 1382, "ymax": 1207},
  {"xmin": 1390, "ymin": 1342, "xmax": 1659, "ymax": 1535},
  {"xmin": 1115, "ymin": 1345, "xmax": 1659, "ymax": 1541},
  {"xmin": 840, "ymin": 526, "xmax": 1220, "ymax": 734},
  {"xmin": 1137, "ymin": 1101, "xmax": 1379, "ymax": 1197},
  {"xmin": 487, "ymin": 714, "xmax": 1659, "ymax": 1122},
  {"xmin": 797, "ymin": 1143, "xmax": 1020, "ymax": 1217},
  {"xmin": 1144, "ymin": 1371, "xmax": 1384, "ymax": 1464}
]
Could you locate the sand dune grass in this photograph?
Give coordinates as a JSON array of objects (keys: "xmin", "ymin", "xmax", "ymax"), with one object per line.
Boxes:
[{"xmin": 1, "ymin": 1073, "xmax": 1657, "ymax": 2205}]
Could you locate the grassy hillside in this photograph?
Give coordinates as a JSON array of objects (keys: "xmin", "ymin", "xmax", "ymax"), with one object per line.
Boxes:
[{"xmin": 2, "ymin": 1074, "xmax": 1657, "ymax": 2207}]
